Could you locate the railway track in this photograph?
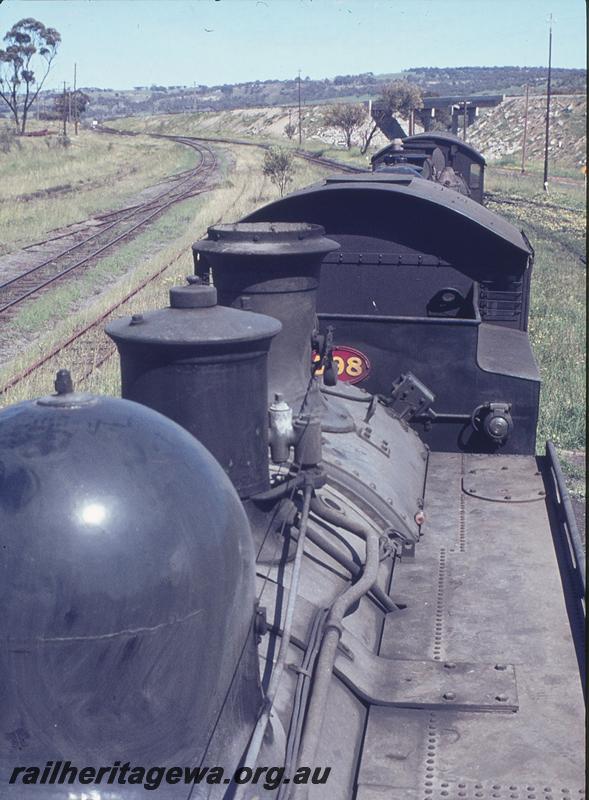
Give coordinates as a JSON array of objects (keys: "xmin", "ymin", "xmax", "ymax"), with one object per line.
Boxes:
[
  {"xmin": 98, "ymin": 124, "xmax": 369, "ymax": 174},
  {"xmin": 492, "ymin": 166, "xmax": 585, "ymax": 187},
  {"xmin": 0, "ymin": 244, "xmax": 186, "ymax": 398},
  {"xmin": 484, "ymin": 190, "xmax": 584, "ymax": 214},
  {"xmin": 0, "ymin": 127, "xmax": 366, "ymax": 397},
  {"xmin": 0, "ymin": 129, "xmax": 361, "ymax": 322},
  {"xmin": 0, "ymin": 137, "xmax": 218, "ymax": 321}
]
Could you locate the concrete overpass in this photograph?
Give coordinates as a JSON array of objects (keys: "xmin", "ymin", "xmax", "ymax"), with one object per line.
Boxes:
[{"xmin": 371, "ymin": 94, "xmax": 504, "ymax": 138}]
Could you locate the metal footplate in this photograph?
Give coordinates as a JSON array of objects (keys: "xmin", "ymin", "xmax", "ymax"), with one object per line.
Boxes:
[
  {"xmin": 335, "ymin": 629, "xmax": 518, "ymax": 712},
  {"xmin": 257, "ymin": 577, "xmax": 518, "ymax": 714}
]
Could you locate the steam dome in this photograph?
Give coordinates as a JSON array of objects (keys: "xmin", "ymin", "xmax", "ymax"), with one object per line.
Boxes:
[{"xmin": 0, "ymin": 380, "xmax": 260, "ymax": 794}]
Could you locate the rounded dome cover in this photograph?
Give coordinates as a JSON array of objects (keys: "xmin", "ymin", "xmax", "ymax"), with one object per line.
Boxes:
[{"xmin": 0, "ymin": 390, "xmax": 257, "ymax": 774}]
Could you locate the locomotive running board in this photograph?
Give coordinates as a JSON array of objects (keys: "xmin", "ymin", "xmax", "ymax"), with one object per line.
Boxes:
[
  {"xmin": 355, "ymin": 452, "xmax": 585, "ymax": 800},
  {"xmin": 332, "ymin": 639, "xmax": 518, "ymax": 713},
  {"xmin": 258, "ymin": 580, "xmax": 518, "ymax": 712}
]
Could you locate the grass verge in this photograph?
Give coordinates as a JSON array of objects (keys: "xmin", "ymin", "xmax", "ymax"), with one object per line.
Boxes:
[
  {"xmin": 0, "ymin": 129, "xmax": 199, "ymax": 254},
  {"xmin": 0, "ymin": 142, "xmax": 331, "ymax": 406},
  {"xmin": 111, "ymin": 112, "xmax": 370, "ymax": 169},
  {"xmin": 485, "ymin": 167, "xmax": 585, "ymax": 498}
]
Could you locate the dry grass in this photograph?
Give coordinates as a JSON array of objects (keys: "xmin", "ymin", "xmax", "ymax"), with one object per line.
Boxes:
[
  {"xmin": 111, "ymin": 112, "xmax": 371, "ymax": 169},
  {"xmin": 0, "ymin": 128, "xmax": 198, "ymax": 254},
  {"xmin": 0, "ymin": 142, "xmax": 331, "ymax": 406}
]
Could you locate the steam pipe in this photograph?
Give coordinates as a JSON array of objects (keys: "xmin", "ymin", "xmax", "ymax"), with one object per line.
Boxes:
[
  {"xmin": 235, "ymin": 482, "xmax": 313, "ymax": 790},
  {"xmin": 304, "ymin": 523, "xmax": 399, "ymax": 613},
  {"xmin": 291, "ymin": 509, "xmax": 380, "ymax": 799},
  {"xmin": 321, "ymin": 387, "xmax": 372, "ymax": 403},
  {"xmin": 310, "ymin": 495, "xmax": 372, "ymax": 542}
]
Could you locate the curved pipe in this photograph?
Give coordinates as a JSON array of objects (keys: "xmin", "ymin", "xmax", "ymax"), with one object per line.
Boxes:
[
  {"xmin": 304, "ymin": 522, "xmax": 399, "ymax": 613},
  {"xmin": 291, "ymin": 506, "xmax": 380, "ymax": 799},
  {"xmin": 252, "ymin": 473, "xmax": 305, "ymax": 502},
  {"xmin": 310, "ymin": 495, "xmax": 372, "ymax": 541},
  {"xmin": 321, "ymin": 387, "xmax": 372, "ymax": 403}
]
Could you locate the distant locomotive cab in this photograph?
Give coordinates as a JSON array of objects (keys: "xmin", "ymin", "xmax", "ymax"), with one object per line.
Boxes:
[{"xmin": 371, "ymin": 131, "xmax": 487, "ymax": 203}]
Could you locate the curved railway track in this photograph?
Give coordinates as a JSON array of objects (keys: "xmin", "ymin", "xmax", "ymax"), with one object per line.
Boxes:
[
  {"xmin": 98, "ymin": 124, "xmax": 369, "ymax": 174},
  {"xmin": 0, "ymin": 137, "xmax": 218, "ymax": 320},
  {"xmin": 0, "ymin": 127, "xmax": 366, "ymax": 397}
]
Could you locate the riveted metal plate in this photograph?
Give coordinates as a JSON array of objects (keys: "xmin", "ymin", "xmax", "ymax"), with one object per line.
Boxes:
[
  {"xmin": 462, "ymin": 453, "xmax": 546, "ymax": 502},
  {"xmin": 356, "ymin": 452, "xmax": 585, "ymax": 800},
  {"xmin": 333, "ymin": 632, "xmax": 518, "ymax": 711}
]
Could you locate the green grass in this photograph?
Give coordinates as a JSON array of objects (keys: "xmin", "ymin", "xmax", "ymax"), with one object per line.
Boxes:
[
  {"xmin": 0, "ymin": 127, "xmax": 199, "ymax": 253},
  {"xmin": 9, "ymin": 194, "xmax": 211, "ymax": 336},
  {"xmin": 494, "ymin": 155, "xmax": 586, "ymax": 181},
  {"xmin": 0, "ymin": 142, "xmax": 332, "ymax": 405},
  {"xmin": 485, "ymin": 168, "xmax": 586, "ymax": 456}
]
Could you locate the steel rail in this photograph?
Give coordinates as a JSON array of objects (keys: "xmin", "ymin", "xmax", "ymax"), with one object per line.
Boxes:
[
  {"xmin": 20, "ymin": 168, "xmax": 200, "ymax": 252},
  {"xmin": 0, "ymin": 242, "xmax": 188, "ymax": 397},
  {"xmin": 0, "ymin": 139, "xmax": 216, "ymax": 316},
  {"xmin": 0, "ymin": 184, "xmax": 205, "ymax": 314},
  {"xmin": 99, "ymin": 125, "xmax": 368, "ymax": 175}
]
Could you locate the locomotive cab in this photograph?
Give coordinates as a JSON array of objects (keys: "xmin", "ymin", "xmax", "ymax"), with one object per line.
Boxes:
[
  {"xmin": 372, "ymin": 132, "xmax": 487, "ymax": 203},
  {"xmin": 244, "ymin": 173, "xmax": 539, "ymax": 454}
]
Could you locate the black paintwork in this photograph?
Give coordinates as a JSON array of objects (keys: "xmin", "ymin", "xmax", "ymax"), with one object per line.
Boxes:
[
  {"xmin": 0, "ymin": 392, "xmax": 260, "ymax": 796},
  {"xmin": 107, "ymin": 283, "xmax": 281, "ymax": 498},
  {"xmin": 372, "ymin": 132, "xmax": 486, "ymax": 203},
  {"xmin": 244, "ymin": 176, "xmax": 540, "ymax": 454}
]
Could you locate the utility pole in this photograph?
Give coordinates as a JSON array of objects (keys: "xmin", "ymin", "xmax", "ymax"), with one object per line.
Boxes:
[
  {"xmin": 62, "ymin": 81, "xmax": 67, "ymax": 136},
  {"xmin": 521, "ymin": 84, "xmax": 529, "ymax": 173},
  {"xmin": 462, "ymin": 100, "xmax": 467, "ymax": 141},
  {"xmin": 297, "ymin": 69, "xmax": 302, "ymax": 145},
  {"xmin": 543, "ymin": 14, "xmax": 553, "ymax": 191},
  {"xmin": 73, "ymin": 63, "xmax": 78, "ymax": 135}
]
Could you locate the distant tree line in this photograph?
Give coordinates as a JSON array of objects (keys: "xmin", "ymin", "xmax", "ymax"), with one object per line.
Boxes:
[{"xmin": 10, "ymin": 66, "xmax": 581, "ymax": 123}]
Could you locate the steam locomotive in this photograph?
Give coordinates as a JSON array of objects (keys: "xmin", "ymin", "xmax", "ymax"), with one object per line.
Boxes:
[
  {"xmin": 370, "ymin": 132, "xmax": 486, "ymax": 202},
  {"xmin": 0, "ymin": 142, "xmax": 584, "ymax": 800}
]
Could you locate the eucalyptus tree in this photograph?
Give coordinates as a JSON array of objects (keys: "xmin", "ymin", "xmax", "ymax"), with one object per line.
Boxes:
[{"xmin": 0, "ymin": 18, "xmax": 61, "ymax": 134}]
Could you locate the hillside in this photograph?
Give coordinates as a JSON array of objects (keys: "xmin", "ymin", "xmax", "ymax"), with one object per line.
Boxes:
[
  {"xmin": 468, "ymin": 94, "xmax": 586, "ymax": 169},
  {"xmin": 403, "ymin": 66, "xmax": 586, "ymax": 97},
  {"xmin": 4, "ymin": 66, "xmax": 583, "ymax": 123}
]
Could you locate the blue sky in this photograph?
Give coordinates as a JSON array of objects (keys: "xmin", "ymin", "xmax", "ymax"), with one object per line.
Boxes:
[{"xmin": 1, "ymin": 0, "xmax": 586, "ymax": 91}]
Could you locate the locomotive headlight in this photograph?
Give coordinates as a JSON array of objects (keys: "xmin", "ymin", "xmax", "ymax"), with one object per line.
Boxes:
[
  {"xmin": 471, "ymin": 402, "xmax": 514, "ymax": 444},
  {"xmin": 485, "ymin": 414, "xmax": 510, "ymax": 441}
]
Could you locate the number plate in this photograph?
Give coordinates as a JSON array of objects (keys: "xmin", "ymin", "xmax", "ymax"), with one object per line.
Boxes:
[{"xmin": 313, "ymin": 346, "xmax": 371, "ymax": 384}]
